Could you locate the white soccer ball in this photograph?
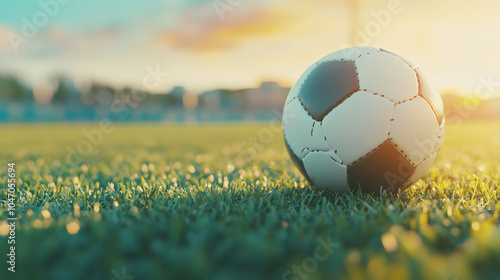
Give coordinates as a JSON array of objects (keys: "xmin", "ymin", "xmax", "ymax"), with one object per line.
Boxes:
[{"xmin": 283, "ymin": 46, "xmax": 445, "ymax": 193}]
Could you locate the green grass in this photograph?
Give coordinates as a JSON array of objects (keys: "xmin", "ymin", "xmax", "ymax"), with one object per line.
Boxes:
[{"xmin": 1, "ymin": 122, "xmax": 500, "ymax": 280}]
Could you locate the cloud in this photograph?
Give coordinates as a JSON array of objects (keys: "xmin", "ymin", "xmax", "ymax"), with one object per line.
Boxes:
[
  {"xmin": 1, "ymin": 24, "xmax": 130, "ymax": 58},
  {"xmin": 0, "ymin": 25, "xmax": 18, "ymax": 54},
  {"xmin": 150, "ymin": 2, "xmax": 299, "ymax": 52}
]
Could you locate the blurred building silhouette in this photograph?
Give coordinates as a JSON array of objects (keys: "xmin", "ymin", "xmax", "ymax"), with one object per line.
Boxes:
[
  {"xmin": 0, "ymin": 74, "xmax": 498, "ymax": 122},
  {"xmin": 0, "ymin": 75, "xmax": 291, "ymax": 122},
  {"xmin": 246, "ymin": 82, "xmax": 288, "ymax": 110}
]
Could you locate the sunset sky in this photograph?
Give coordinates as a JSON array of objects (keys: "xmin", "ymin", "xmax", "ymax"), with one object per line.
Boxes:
[{"xmin": 0, "ymin": 0, "xmax": 499, "ymax": 94}]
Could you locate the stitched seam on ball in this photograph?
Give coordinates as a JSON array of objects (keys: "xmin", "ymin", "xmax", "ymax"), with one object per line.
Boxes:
[
  {"xmin": 284, "ymin": 124, "xmax": 330, "ymax": 160},
  {"xmin": 320, "ymin": 122, "xmax": 347, "ymax": 166},
  {"xmin": 299, "ymin": 89, "xmax": 360, "ymax": 122},
  {"xmin": 387, "ymin": 66, "xmax": 421, "ymax": 105},
  {"xmin": 358, "ymin": 89, "xmax": 396, "ymax": 103},
  {"xmin": 347, "ymin": 89, "xmax": 395, "ymax": 138},
  {"xmin": 297, "ymin": 97, "xmax": 317, "ymax": 120},
  {"xmin": 380, "ymin": 49, "xmax": 418, "ymax": 70},
  {"xmin": 285, "ymin": 96, "xmax": 298, "ymax": 106},
  {"xmin": 358, "ymin": 90, "xmax": 419, "ymax": 104},
  {"xmin": 283, "ymin": 133, "xmax": 310, "ymax": 160},
  {"xmin": 298, "ymin": 58, "xmax": 360, "ymax": 121},
  {"xmin": 418, "ymin": 92, "xmax": 444, "ymax": 126},
  {"xmin": 354, "ymin": 50, "xmax": 377, "ymax": 61},
  {"xmin": 300, "ymin": 58, "xmax": 349, "ymax": 96},
  {"xmin": 359, "ymin": 73, "xmax": 419, "ymax": 105},
  {"xmin": 353, "ymin": 59, "xmax": 361, "ymax": 85},
  {"xmin": 283, "ymin": 135, "xmax": 314, "ymax": 184},
  {"xmin": 399, "ymin": 137, "xmax": 443, "ymax": 167},
  {"xmin": 348, "ymin": 139, "xmax": 393, "ymax": 167},
  {"xmin": 309, "ymin": 58, "xmax": 365, "ymax": 119},
  {"xmin": 398, "ymin": 146, "xmax": 415, "ymax": 167},
  {"xmin": 357, "ymin": 89, "xmax": 399, "ymax": 105},
  {"xmin": 387, "ymin": 106, "xmax": 395, "ymax": 138},
  {"xmin": 402, "ymin": 149, "xmax": 440, "ymax": 187},
  {"xmin": 318, "ymin": 88, "xmax": 360, "ymax": 121},
  {"xmin": 303, "ymin": 150, "xmax": 345, "ymax": 167},
  {"xmin": 318, "ymin": 58, "xmax": 345, "ymax": 64},
  {"xmin": 394, "ymin": 94, "xmax": 419, "ymax": 106},
  {"xmin": 420, "ymin": 150, "xmax": 440, "ymax": 164},
  {"xmin": 309, "ymin": 122, "xmax": 333, "ymax": 154},
  {"xmin": 356, "ymin": 50, "xmax": 419, "ymax": 104}
]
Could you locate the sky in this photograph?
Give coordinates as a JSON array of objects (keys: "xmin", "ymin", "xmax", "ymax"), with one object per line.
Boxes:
[{"xmin": 0, "ymin": 0, "xmax": 499, "ymax": 94}]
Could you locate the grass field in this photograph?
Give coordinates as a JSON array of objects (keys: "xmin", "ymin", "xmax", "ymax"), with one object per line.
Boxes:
[{"xmin": 1, "ymin": 121, "xmax": 500, "ymax": 280}]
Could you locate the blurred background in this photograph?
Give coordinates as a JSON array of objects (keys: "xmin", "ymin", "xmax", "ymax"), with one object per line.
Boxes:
[{"xmin": 0, "ymin": 0, "xmax": 499, "ymax": 122}]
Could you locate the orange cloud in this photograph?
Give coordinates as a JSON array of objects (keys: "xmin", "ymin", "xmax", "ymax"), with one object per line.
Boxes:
[
  {"xmin": 0, "ymin": 25, "xmax": 17, "ymax": 53},
  {"xmin": 151, "ymin": 3, "xmax": 299, "ymax": 52}
]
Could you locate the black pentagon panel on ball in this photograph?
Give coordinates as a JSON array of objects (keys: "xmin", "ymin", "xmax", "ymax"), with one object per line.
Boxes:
[
  {"xmin": 298, "ymin": 60, "xmax": 359, "ymax": 121},
  {"xmin": 347, "ymin": 141, "xmax": 416, "ymax": 193},
  {"xmin": 284, "ymin": 137, "xmax": 312, "ymax": 182},
  {"xmin": 415, "ymin": 69, "xmax": 444, "ymax": 126}
]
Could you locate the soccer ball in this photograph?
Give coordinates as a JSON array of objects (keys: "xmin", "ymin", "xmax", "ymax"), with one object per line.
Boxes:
[{"xmin": 283, "ymin": 46, "xmax": 444, "ymax": 193}]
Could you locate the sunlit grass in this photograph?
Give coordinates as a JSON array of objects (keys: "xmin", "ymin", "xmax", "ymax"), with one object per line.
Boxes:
[{"xmin": 0, "ymin": 121, "xmax": 499, "ymax": 279}]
